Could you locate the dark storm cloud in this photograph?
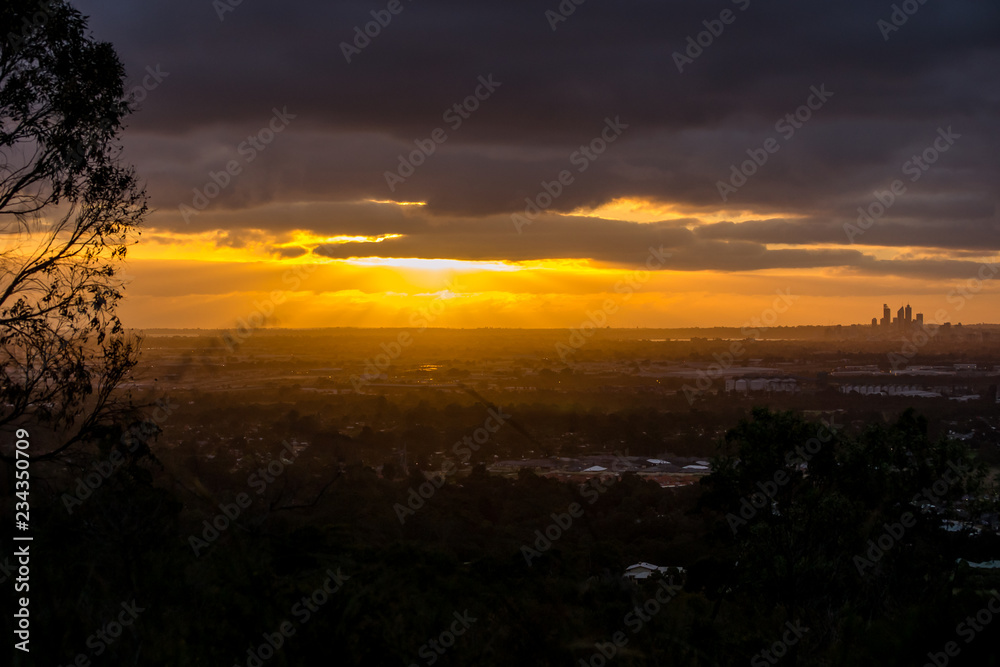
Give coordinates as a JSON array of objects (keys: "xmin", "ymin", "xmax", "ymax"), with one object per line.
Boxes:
[
  {"xmin": 696, "ymin": 206, "xmax": 1000, "ymax": 251},
  {"xmin": 74, "ymin": 0, "xmax": 1000, "ymax": 268},
  {"xmin": 303, "ymin": 214, "xmax": 997, "ymax": 281},
  {"xmin": 79, "ymin": 0, "xmax": 999, "ymax": 136}
]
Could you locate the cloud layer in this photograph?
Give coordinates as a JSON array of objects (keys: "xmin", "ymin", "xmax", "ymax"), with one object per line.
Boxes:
[{"xmin": 74, "ymin": 0, "xmax": 1000, "ymax": 282}]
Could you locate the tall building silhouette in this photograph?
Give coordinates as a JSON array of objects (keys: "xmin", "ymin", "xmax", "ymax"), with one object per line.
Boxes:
[{"xmin": 872, "ymin": 304, "xmax": 926, "ymax": 328}]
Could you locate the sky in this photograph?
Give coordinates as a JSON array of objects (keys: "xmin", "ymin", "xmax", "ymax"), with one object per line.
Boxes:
[{"xmin": 72, "ymin": 0, "xmax": 1000, "ymax": 329}]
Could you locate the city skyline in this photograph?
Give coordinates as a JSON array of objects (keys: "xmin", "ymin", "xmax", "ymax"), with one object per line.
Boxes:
[{"xmin": 875, "ymin": 301, "xmax": 924, "ymax": 328}]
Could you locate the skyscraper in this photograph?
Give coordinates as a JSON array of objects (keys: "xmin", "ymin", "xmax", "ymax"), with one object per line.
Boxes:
[
  {"xmin": 905, "ymin": 304, "xmax": 912, "ymax": 324},
  {"xmin": 882, "ymin": 304, "xmax": 891, "ymax": 327},
  {"xmin": 896, "ymin": 305, "xmax": 905, "ymax": 326}
]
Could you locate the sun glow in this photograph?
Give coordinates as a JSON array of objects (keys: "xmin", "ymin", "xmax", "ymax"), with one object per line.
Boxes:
[
  {"xmin": 280, "ymin": 231, "xmax": 404, "ymax": 247},
  {"xmin": 363, "ymin": 198, "xmax": 426, "ymax": 207},
  {"xmin": 119, "ymin": 200, "xmax": 1000, "ymax": 331},
  {"xmin": 565, "ymin": 196, "xmax": 807, "ymax": 224},
  {"xmin": 340, "ymin": 257, "xmax": 521, "ymax": 272}
]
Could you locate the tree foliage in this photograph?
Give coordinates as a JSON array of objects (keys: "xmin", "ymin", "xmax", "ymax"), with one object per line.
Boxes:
[
  {"xmin": 0, "ymin": 0, "xmax": 146, "ymax": 459},
  {"xmin": 704, "ymin": 407, "xmax": 995, "ymax": 656}
]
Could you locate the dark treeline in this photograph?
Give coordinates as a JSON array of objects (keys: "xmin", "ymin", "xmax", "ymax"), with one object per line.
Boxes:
[{"xmin": 4, "ymin": 408, "xmax": 1000, "ymax": 666}]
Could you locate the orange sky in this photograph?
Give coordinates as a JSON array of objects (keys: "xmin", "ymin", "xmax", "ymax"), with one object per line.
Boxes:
[
  {"xmin": 116, "ymin": 198, "xmax": 1000, "ymax": 330},
  {"xmin": 66, "ymin": 0, "xmax": 1000, "ymax": 332}
]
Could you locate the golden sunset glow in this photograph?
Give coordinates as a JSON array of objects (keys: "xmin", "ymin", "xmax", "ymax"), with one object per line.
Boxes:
[
  {"xmin": 565, "ymin": 196, "xmax": 807, "ymax": 224},
  {"xmin": 97, "ymin": 158, "xmax": 999, "ymax": 332},
  {"xmin": 363, "ymin": 199, "xmax": 427, "ymax": 207},
  {"xmin": 115, "ymin": 182, "xmax": 1000, "ymax": 333},
  {"xmin": 340, "ymin": 257, "xmax": 521, "ymax": 272},
  {"xmin": 279, "ymin": 231, "xmax": 405, "ymax": 246},
  {"xmin": 118, "ymin": 229, "xmax": 1000, "ymax": 332}
]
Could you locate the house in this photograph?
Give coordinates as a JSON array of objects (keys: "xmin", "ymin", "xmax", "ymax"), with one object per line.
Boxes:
[
  {"xmin": 956, "ymin": 559, "xmax": 1000, "ymax": 569},
  {"xmin": 624, "ymin": 562, "xmax": 686, "ymax": 581}
]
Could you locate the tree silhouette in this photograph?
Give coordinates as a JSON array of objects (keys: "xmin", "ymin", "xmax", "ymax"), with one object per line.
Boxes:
[
  {"xmin": 1, "ymin": 0, "xmax": 147, "ymax": 460},
  {"xmin": 703, "ymin": 407, "xmax": 992, "ymax": 659}
]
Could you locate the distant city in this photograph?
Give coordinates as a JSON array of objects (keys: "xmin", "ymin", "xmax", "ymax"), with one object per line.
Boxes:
[{"xmin": 872, "ymin": 303, "xmax": 923, "ymax": 328}]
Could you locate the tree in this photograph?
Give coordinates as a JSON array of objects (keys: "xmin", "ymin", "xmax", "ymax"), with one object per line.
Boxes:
[
  {"xmin": 1, "ymin": 0, "xmax": 147, "ymax": 460},
  {"xmin": 703, "ymin": 408, "xmax": 992, "ymax": 658}
]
